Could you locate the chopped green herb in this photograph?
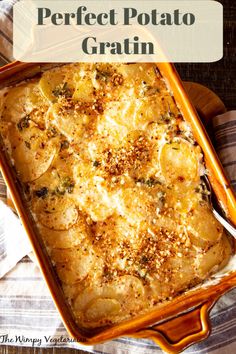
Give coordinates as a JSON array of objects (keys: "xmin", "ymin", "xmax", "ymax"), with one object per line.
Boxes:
[
  {"xmin": 54, "ymin": 176, "xmax": 75, "ymax": 195},
  {"xmin": 160, "ymin": 113, "xmax": 171, "ymax": 122},
  {"xmin": 146, "ymin": 178, "xmax": 159, "ymax": 187},
  {"xmin": 158, "ymin": 191, "xmax": 166, "ymax": 203},
  {"xmin": 136, "ymin": 178, "xmax": 145, "ymax": 184},
  {"xmin": 35, "ymin": 187, "xmax": 48, "ymax": 198},
  {"xmin": 47, "ymin": 126, "xmax": 58, "ymax": 138},
  {"xmin": 17, "ymin": 116, "xmax": 30, "ymax": 131},
  {"xmin": 62, "ymin": 176, "xmax": 74, "ymax": 188},
  {"xmin": 103, "ymin": 264, "xmax": 113, "ymax": 281},
  {"xmin": 141, "ymin": 255, "xmax": 149, "ymax": 264},
  {"xmin": 52, "ymin": 82, "xmax": 72, "ymax": 98},
  {"xmin": 136, "ymin": 177, "xmax": 162, "ymax": 187},
  {"xmin": 54, "ymin": 187, "xmax": 65, "ymax": 196},
  {"xmin": 65, "ymin": 184, "xmax": 74, "ymax": 194},
  {"xmin": 104, "ymin": 270, "xmax": 113, "ymax": 281},
  {"xmin": 93, "ymin": 160, "xmax": 100, "ymax": 167},
  {"xmin": 143, "ymin": 85, "xmax": 160, "ymax": 95},
  {"xmin": 23, "ymin": 183, "xmax": 30, "ymax": 195},
  {"xmin": 95, "ymin": 69, "xmax": 111, "ymax": 82},
  {"xmin": 24, "ymin": 141, "xmax": 31, "ymax": 149},
  {"xmin": 60, "ymin": 140, "xmax": 69, "ymax": 150}
]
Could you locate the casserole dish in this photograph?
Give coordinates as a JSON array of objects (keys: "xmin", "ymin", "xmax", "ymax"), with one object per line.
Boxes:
[{"xmin": 0, "ymin": 61, "xmax": 235, "ymax": 353}]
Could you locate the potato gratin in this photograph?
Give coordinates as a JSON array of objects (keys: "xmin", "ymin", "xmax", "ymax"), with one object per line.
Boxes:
[{"xmin": 0, "ymin": 63, "xmax": 232, "ymax": 329}]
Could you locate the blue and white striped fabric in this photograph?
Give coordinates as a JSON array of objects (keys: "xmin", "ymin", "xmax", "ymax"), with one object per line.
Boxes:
[
  {"xmin": 213, "ymin": 111, "xmax": 236, "ymax": 192},
  {"xmin": 0, "ymin": 224, "xmax": 236, "ymax": 354},
  {"xmin": 0, "ymin": 0, "xmax": 235, "ymax": 352},
  {"xmin": 0, "ymin": 0, "xmax": 15, "ymax": 66},
  {"xmin": 0, "ymin": 254, "xmax": 235, "ymax": 354}
]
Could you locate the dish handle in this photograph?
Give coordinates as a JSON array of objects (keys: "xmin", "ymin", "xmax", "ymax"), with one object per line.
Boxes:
[{"xmin": 132, "ymin": 301, "xmax": 213, "ymax": 353}]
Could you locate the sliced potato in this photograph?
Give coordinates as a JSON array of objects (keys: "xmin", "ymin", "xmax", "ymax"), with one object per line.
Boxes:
[
  {"xmin": 39, "ymin": 66, "xmax": 75, "ymax": 102},
  {"xmin": 50, "ymin": 246, "xmax": 91, "ymax": 264},
  {"xmin": 165, "ymin": 182, "xmax": 200, "ymax": 214},
  {"xmin": 55, "ymin": 255, "xmax": 94, "ymax": 284},
  {"xmin": 62, "ymin": 283, "xmax": 81, "ymax": 303},
  {"xmin": 32, "ymin": 193, "xmax": 78, "ymax": 231},
  {"xmin": 39, "ymin": 72, "xmax": 64, "ymax": 102},
  {"xmin": 103, "ymin": 99, "xmax": 140, "ymax": 131},
  {"xmin": 36, "ymin": 201, "xmax": 78, "ymax": 231},
  {"xmin": 73, "ymin": 161, "xmax": 116, "ymax": 221},
  {"xmin": 74, "ymin": 286, "xmax": 103, "ymax": 311},
  {"xmin": 219, "ymin": 233, "xmax": 233, "ymax": 269},
  {"xmin": 104, "ymin": 95, "xmax": 178, "ymax": 132},
  {"xmin": 169, "ymin": 255, "xmax": 197, "ymax": 291},
  {"xmin": 196, "ymin": 234, "xmax": 232, "ymax": 279},
  {"xmin": 30, "ymin": 150, "xmax": 75, "ymax": 194},
  {"xmin": 148, "ymin": 276, "xmax": 171, "ymax": 300},
  {"xmin": 58, "ymin": 257, "xmax": 103, "ymax": 286},
  {"xmin": 85, "ymin": 298, "xmax": 121, "ymax": 321},
  {"xmin": 187, "ymin": 203, "xmax": 223, "ymax": 248},
  {"xmin": 27, "ymin": 106, "xmax": 49, "ymax": 128},
  {"xmin": 118, "ymin": 63, "xmax": 157, "ymax": 82},
  {"xmin": 108, "ymin": 275, "xmax": 146, "ymax": 312},
  {"xmin": 118, "ymin": 187, "xmax": 160, "ymax": 226},
  {"xmin": 103, "ymin": 215, "xmax": 137, "ymax": 244},
  {"xmin": 51, "ymin": 244, "xmax": 96, "ymax": 284},
  {"xmin": 151, "ymin": 212, "xmax": 180, "ymax": 232},
  {"xmin": 56, "ymin": 266, "xmax": 81, "ymax": 285},
  {"xmin": 133, "ymin": 95, "xmax": 179, "ymax": 128},
  {"xmin": 6, "ymin": 124, "xmax": 57, "ymax": 182},
  {"xmin": 146, "ymin": 121, "xmax": 167, "ymax": 141},
  {"xmin": 73, "ymin": 73, "xmax": 95, "ymax": 102},
  {"xmin": 74, "ymin": 275, "xmax": 145, "ymax": 313},
  {"xmin": 160, "ymin": 140, "xmax": 199, "ymax": 183},
  {"xmin": 38, "ymin": 221, "xmax": 87, "ymax": 249},
  {"xmin": 116, "ymin": 63, "xmax": 167, "ymax": 99},
  {"xmin": 51, "ymin": 102, "xmax": 92, "ymax": 142},
  {"xmin": 96, "ymin": 114, "xmax": 129, "ymax": 147},
  {"xmin": 1, "ymin": 83, "xmax": 47, "ymax": 123},
  {"xmin": 85, "ymin": 63, "xmax": 167, "ymax": 102},
  {"xmin": 105, "ymin": 275, "xmax": 145, "ymax": 300}
]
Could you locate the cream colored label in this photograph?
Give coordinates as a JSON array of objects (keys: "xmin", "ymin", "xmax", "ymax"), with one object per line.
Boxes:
[{"xmin": 13, "ymin": 0, "xmax": 223, "ymax": 62}]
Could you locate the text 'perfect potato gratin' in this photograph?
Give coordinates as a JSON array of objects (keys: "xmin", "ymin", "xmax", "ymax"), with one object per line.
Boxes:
[{"xmin": 0, "ymin": 63, "xmax": 232, "ymax": 329}]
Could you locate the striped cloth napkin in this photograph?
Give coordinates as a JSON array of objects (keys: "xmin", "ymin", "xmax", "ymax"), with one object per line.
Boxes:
[{"xmin": 0, "ymin": 1, "xmax": 236, "ymax": 353}]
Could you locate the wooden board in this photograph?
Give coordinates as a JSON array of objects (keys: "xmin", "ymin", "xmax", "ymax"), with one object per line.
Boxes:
[{"xmin": 183, "ymin": 81, "xmax": 226, "ymax": 126}]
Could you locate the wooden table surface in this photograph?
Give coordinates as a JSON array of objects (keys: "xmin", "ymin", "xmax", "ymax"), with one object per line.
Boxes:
[{"xmin": 0, "ymin": 0, "xmax": 235, "ymax": 353}]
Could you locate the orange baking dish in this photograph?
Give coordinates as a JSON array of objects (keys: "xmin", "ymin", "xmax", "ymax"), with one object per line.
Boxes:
[{"xmin": 0, "ymin": 61, "xmax": 235, "ymax": 353}]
